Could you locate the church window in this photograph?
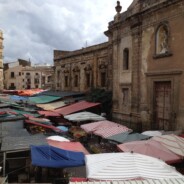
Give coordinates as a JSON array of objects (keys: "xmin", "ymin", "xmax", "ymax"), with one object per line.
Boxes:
[{"xmin": 123, "ymin": 48, "xmax": 129, "ymax": 70}]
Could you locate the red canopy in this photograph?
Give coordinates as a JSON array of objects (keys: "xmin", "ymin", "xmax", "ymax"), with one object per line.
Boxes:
[
  {"xmin": 25, "ymin": 119, "xmax": 62, "ymax": 132},
  {"xmin": 47, "ymin": 140, "xmax": 89, "ymax": 155},
  {"xmin": 38, "ymin": 110, "xmax": 61, "ymax": 117},
  {"xmin": 54, "ymin": 101, "xmax": 100, "ymax": 116}
]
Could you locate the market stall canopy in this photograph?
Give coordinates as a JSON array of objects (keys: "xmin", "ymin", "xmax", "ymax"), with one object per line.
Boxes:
[
  {"xmin": 81, "ymin": 120, "xmax": 131, "ymax": 138},
  {"xmin": 29, "ymin": 95, "xmax": 61, "ymax": 104},
  {"xmin": 152, "ymin": 134, "xmax": 184, "ymax": 156},
  {"xmin": 31, "ymin": 145, "xmax": 85, "ymax": 168},
  {"xmin": 25, "ymin": 119, "xmax": 62, "ymax": 132},
  {"xmin": 69, "ymin": 178, "xmax": 184, "ymax": 184},
  {"xmin": 117, "ymin": 139, "xmax": 182, "ymax": 164},
  {"xmin": 38, "ymin": 110, "xmax": 61, "ymax": 117},
  {"xmin": 55, "ymin": 101, "xmax": 101, "ymax": 116},
  {"xmin": 47, "ymin": 140, "xmax": 89, "ymax": 155},
  {"xmin": 36, "ymin": 100, "xmax": 66, "ymax": 110},
  {"xmin": 64, "ymin": 112, "xmax": 105, "ymax": 122},
  {"xmin": 85, "ymin": 152, "xmax": 184, "ymax": 181},
  {"xmin": 107, "ymin": 132, "xmax": 150, "ymax": 143},
  {"xmin": 1, "ymin": 134, "xmax": 47, "ymax": 152},
  {"xmin": 47, "ymin": 136, "xmax": 70, "ymax": 142},
  {"xmin": 10, "ymin": 95, "xmax": 29, "ymax": 102},
  {"xmin": 17, "ymin": 89, "xmax": 46, "ymax": 96},
  {"xmin": 142, "ymin": 130, "xmax": 163, "ymax": 137}
]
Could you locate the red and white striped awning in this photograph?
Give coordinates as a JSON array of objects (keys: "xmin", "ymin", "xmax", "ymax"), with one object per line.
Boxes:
[
  {"xmin": 152, "ymin": 134, "xmax": 184, "ymax": 156},
  {"xmin": 81, "ymin": 120, "xmax": 131, "ymax": 138}
]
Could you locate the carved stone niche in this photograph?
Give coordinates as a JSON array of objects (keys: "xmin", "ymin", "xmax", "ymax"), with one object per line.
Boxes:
[
  {"xmin": 99, "ymin": 63, "xmax": 107, "ymax": 70},
  {"xmin": 63, "ymin": 68, "xmax": 70, "ymax": 74},
  {"xmin": 84, "ymin": 64, "xmax": 92, "ymax": 71},
  {"xmin": 73, "ymin": 65, "xmax": 80, "ymax": 72}
]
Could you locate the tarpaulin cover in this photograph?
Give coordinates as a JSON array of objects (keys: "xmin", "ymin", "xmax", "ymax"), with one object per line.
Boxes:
[
  {"xmin": 107, "ymin": 132, "xmax": 150, "ymax": 143},
  {"xmin": 17, "ymin": 89, "xmax": 45, "ymax": 96},
  {"xmin": 117, "ymin": 139, "xmax": 182, "ymax": 164},
  {"xmin": 31, "ymin": 145, "xmax": 85, "ymax": 168},
  {"xmin": 10, "ymin": 95, "xmax": 29, "ymax": 102},
  {"xmin": 152, "ymin": 134, "xmax": 184, "ymax": 156},
  {"xmin": 47, "ymin": 140, "xmax": 89, "ymax": 155},
  {"xmin": 38, "ymin": 110, "xmax": 61, "ymax": 117},
  {"xmin": 29, "ymin": 95, "xmax": 61, "ymax": 104},
  {"xmin": 25, "ymin": 119, "xmax": 62, "ymax": 132},
  {"xmin": 36, "ymin": 100, "xmax": 66, "ymax": 110},
  {"xmin": 64, "ymin": 111, "xmax": 105, "ymax": 122},
  {"xmin": 81, "ymin": 121, "xmax": 131, "ymax": 138},
  {"xmin": 55, "ymin": 101, "xmax": 100, "ymax": 116}
]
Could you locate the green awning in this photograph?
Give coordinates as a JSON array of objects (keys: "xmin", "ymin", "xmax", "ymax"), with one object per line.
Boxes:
[{"xmin": 29, "ymin": 95, "xmax": 61, "ymax": 104}]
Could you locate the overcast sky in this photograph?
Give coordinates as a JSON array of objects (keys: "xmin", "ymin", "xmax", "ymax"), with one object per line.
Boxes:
[{"xmin": 0, "ymin": 0, "xmax": 133, "ymax": 65}]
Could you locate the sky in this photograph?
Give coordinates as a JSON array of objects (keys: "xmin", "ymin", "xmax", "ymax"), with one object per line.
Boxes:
[{"xmin": 0, "ymin": 0, "xmax": 133, "ymax": 65}]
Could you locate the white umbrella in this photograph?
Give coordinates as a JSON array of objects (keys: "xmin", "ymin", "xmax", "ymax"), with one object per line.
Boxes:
[{"xmin": 85, "ymin": 152, "xmax": 183, "ymax": 181}]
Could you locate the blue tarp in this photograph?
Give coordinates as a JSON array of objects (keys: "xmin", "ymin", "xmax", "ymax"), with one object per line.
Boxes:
[
  {"xmin": 31, "ymin": 145, "xmax": 85, "ymax": 168},
  {"xmin": 10, "ymin": 95, "xmax": 29, "ymax": 102}
]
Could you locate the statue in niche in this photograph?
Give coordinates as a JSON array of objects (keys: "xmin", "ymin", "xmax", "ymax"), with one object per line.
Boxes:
[{"xmin": 157, "ymin": 25, "xmax": 169, "ymax": 54}]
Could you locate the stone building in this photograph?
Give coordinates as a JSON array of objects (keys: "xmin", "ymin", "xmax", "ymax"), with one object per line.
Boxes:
[
  {"xmin": 0, "ymin": 30, "xmax": 4, "ymax": 91},
  {"xmin": 54, "ymin": 0, "xmax": 184, "ymax": 131},
  {"xmin": 54, "ymin": 42, "xmax": 112, "ymax": 92},
  {"xmin": 4, "ymin": 59, "xmax": 54, "ymax": 90},
  {"xmin": 105, "ymin": 0, "xmax": 184, "ymax": 131}
]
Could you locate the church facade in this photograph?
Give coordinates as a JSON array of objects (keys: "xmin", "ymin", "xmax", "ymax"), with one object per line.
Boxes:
[
  {"xmin": 54, "ymin": 0, "xmax": 184, "ymax": 131},
  {"xmin": 105, "ymin": 0, "xmax": 184, "ymax": 131}
]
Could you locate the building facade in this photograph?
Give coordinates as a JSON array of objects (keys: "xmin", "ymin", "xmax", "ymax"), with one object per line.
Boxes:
[
  {"xmin": 54, "ymin": 42, "xmax": 112, "ymax": 92},
  {"xmin": 54, "ymin": 0, "xmax": 184, "ymax": 131},
  {"xmin": 0, "ymin": 30, "xmax": 4, "ymax": 91},
  {"xmin": 105, "ymin": 0, "xmax": 184, "ymax": 131},
  {"xmin": 4, "ymin": 59, "xmax": 54, "ymax": 90}
]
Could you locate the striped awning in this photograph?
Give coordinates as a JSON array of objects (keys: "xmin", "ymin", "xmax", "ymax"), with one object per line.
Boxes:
[
  {"xmin": 152, "ymin": 134, "xmax": 184, "ymax": 156},
  {"xmin": 70, "ymin": 178, "xmax": 184, "ymax": 184},
  {"xmin": 85, "ymin": 153, "xmax": 184, "ymax": 181},
  {"xmin": 81, "ymin": 121, "xmax": 131, "ymax": 138}
]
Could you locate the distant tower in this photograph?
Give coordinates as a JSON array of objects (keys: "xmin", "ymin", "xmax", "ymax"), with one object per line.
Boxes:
[
  {"xmin": 0, "ymin": 30, "xmax": 3, "ymax": 91},
  {"xmin": 114, "ymin": 1, "xmax": 122, "ymax": 22}
]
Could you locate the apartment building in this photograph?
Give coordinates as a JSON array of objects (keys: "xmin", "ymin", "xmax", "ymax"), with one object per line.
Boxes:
[{"xmin": 4, "ymin": 59, "xmax": 54, "ymax": 90}]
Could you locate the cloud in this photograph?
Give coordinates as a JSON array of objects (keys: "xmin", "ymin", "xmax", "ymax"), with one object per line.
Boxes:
[{"xmin": 0, "ymin": 0, "xmax": 133, "ymax": 64}]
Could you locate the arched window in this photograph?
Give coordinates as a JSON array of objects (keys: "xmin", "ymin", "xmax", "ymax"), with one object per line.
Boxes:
[
  {"xmin": 156, "ymin": 23, "xmax": 169, "ymax": 55},
  {"xmin": 123, "ymin": 48, "xmax": 129, "ymax": 70}
]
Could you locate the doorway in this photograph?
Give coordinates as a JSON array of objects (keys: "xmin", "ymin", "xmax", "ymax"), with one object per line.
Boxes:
[{"xmin": 153, "ymin": 81, "xmax": 171, "ymax": 130}]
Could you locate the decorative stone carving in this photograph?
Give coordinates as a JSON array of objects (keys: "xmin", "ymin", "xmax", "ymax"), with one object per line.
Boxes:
[
  {"xmin": 84, "ymin": 64, "xmax": 92, "ymax": 71},
  {"xmin": 114, "ymin": 1, "xmax": 122, "ymax": 22}
]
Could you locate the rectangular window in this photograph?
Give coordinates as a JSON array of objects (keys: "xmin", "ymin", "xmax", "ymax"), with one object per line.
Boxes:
[
  {"xmin": 65, "ymin": 76, "xmax": 68, "ymax": 87},
  {"xmin": 10, "ymin": 72, "xmax": 15, "ymax": 78},
  {"xmin": 19, "ymin": 72, "xmax": 21, "ymax": 76},
  {"xmin": 86, "ymin": 73, "xmax": 90, "ymax": 87},
  {"xmin": 74, "ymin": 75, "xmax": 78, "ymax": 87},
  {"xmin": 101, "ymin": 72, "xmax": 106, "ymax": 87}
]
